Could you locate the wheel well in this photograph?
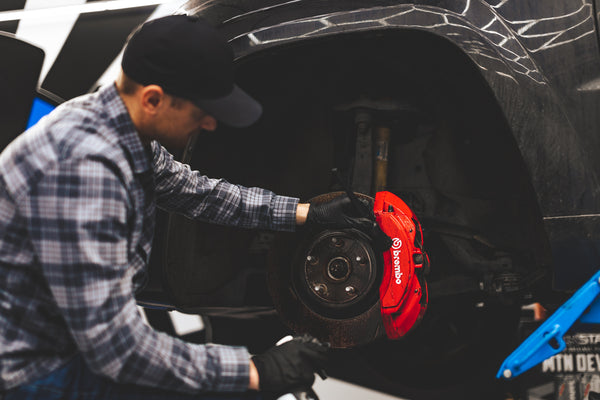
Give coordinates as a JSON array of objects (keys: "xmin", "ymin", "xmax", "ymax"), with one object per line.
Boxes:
[{"xmin": 190, "ymin": 28, "xmax": 550, "ymax": 281}]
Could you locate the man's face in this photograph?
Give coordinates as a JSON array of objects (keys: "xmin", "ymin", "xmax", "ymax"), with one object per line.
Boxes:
[{"xmin": 151, "ymin": 96, "xmax": 217, "ymax": 148}]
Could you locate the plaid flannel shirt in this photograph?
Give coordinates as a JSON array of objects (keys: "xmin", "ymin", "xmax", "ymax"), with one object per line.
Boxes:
[{"xmin": 0, "ymin": 84, "xmax": 299, "ymax": 393}]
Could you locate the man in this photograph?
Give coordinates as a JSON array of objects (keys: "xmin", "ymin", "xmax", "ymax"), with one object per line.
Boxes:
[{"xmin": 0, "ymin": 14, "xmax": 369, "ymax": 400}]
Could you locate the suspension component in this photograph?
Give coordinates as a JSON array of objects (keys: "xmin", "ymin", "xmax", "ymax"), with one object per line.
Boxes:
[{"xmin": 373, "ymin": 126, "xmax": 390, "ymax": 193}]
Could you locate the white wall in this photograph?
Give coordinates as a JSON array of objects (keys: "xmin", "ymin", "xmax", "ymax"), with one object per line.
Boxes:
[{"xmin": 8, "ymin": 0, "xmax": 187, "ymax": 86}]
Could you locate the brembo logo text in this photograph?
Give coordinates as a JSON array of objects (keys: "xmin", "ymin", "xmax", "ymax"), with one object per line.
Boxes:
[{"xmin": 392, "ymin": 238, "xmax": 403, "ymax": 285}]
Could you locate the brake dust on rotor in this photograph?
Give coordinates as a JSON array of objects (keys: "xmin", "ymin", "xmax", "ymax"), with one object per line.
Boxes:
[{"xmin": 268, "ymin": 191, "xmax": 429, "ymax": 348}]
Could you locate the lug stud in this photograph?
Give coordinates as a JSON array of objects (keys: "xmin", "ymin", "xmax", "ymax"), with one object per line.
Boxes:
[{"xmin": 314, "ymin": 284, "xmax": 327, "ymax": 295}]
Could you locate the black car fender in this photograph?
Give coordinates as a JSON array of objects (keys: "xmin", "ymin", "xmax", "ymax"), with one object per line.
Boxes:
[{"xmin": 183, "ymin": 0, "xmax": 600, "ymax": 290}]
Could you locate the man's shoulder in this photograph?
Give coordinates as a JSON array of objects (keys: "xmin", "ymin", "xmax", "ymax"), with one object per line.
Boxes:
[
  {"xmin": 25, "ymin": 99, "xmax": 125, "ymax": 163},
  {"xmin": 0, "ymin": 93, "xmax": 133, "ymax": 199},
  {"xmin": 50, "ymin": 92, "xmax": 122, "ymax": 154}
]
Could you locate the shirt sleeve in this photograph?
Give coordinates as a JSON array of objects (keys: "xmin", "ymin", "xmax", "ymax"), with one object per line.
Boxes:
[
  {"xmin": 150, "ymin": 141, "xmax": 299, "ymax": 232},
  {"xmin": 25, "ymin": 156, "xmax": 251, "ymax": 394}
]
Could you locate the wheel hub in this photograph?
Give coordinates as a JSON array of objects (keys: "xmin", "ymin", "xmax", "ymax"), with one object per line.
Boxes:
[{"xmin": 297, "ymin": 230, "xmax": 378, "ymax": 314}]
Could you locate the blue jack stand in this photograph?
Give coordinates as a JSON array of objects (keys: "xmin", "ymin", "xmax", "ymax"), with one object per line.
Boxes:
[{"xmin": 497, "ymin": 270, "xmax": 600, "ymax": 380}]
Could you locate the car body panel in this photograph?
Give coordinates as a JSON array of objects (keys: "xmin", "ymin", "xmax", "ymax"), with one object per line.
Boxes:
[{"xmin": 182, "ymin": 0, "xmax": 600, "ymax": 290}]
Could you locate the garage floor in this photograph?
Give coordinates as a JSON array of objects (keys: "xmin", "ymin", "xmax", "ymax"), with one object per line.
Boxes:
[
  {"xmin": 313, "ymin": 377, "xmax": 407, "ymax": 400},
  {"xmin": 148, "ymin": 309, "xmax": 585, "ymax": 400}
]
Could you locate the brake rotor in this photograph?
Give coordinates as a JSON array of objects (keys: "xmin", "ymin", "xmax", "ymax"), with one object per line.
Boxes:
[
  {"xmin": 293, "ymin": 228, "xmax": 380, "ymax": 316},
  {"xmin": 267, "ymin": 192, "xmax": 386, "ymax": 348}
]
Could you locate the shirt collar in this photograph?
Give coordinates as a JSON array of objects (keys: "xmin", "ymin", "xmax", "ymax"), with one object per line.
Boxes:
[{"xmin": 98, "ymin": 83, "xmax": 152, "ymax": 174}]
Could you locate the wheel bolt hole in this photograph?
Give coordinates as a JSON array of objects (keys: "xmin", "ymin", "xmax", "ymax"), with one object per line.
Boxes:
[{"xmin": 330, "ymin": 237, "xmax": 344, "ymax": 247}]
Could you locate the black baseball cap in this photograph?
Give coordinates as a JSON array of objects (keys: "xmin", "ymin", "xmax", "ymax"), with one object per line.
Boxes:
[{"xmin": 122, "ymin": 14, "xmax": 262, "ymax": 128}]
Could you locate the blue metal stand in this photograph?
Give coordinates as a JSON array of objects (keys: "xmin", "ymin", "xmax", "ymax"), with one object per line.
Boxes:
[{"xmin": 497, "ymin": 270, "xmax": 600, "ymax": 379}]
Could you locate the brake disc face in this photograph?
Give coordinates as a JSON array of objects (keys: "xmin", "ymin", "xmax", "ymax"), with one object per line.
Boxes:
[
  {"xmin": 292, "ymin": 229, "xmax": 379, "ymax": 319},
  {"xmin": 267, "ymin": 192, "xmax": 385, "ymax": 348}
]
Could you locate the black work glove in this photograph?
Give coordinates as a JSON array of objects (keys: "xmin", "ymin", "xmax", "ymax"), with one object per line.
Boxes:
[
  {"xmin": 306, "ymin": 195, "xmax": 392, "ymax": 252},
  {"xmin": 251, "ymin": 334, "xmax": 330, "ymax": 394},
  {"xmin": 306, "ymin": 195, "xmax": 372, "ymax": 231}
]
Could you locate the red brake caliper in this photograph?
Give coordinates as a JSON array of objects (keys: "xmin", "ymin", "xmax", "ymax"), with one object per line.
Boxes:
[{"xmin": 374, "ymin": 191, "xmax": 429, "ymax": 339}]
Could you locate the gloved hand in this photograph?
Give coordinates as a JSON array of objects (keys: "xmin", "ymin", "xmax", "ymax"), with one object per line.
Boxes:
[
  {"xmin": 306, "ymin": 195, "xmax": 373, "ymax": 231},
  {"xmin": 251, "ymin": 334, "xmax": 330, "ymax": 393},
  {"xmin": 306, "ymin": 195, "xmax": 392, "ymax": 252}
]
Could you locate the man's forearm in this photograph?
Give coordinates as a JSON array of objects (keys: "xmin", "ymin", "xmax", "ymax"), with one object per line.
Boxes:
[
  {"xmin": 296, "ymin": 203, "xmax": 309, "ymax": 225},
  {"xmin": 248, "ymin": 360, "xmax": 260, "ymax": 390}
]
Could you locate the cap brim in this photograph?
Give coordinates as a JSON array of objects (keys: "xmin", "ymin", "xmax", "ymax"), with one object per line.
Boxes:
[{"xmin": 194, "ymin": 85, "xmax": 262, "ymax": 128}]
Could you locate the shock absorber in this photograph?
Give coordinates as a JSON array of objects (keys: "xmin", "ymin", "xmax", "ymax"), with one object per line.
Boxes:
[
  {"xmin": 373, "ymin": 125, "xmax": 391, "ymax": 193},
  {"xmin": 334, "ymin": 98, "xmax": 416, "ymax": 196}
]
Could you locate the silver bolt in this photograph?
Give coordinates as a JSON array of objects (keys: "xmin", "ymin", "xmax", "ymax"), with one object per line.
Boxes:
[
  {"xmin": 345, "ymin": 286, "xmax": 356, "ymax": 295},
  {"xmin": 306, "ymin": 255, "xmax": 318, "ymax": 264},
  {"xmin": 314, "ymin": 284, "xmax": 327, "ymax": 294},
  {"xmin": 356, "ymin": 256, "xmax": 362, "ymax": 263},
  {"xmin": 331, "ymin": 237, "xmax": 338, "ymax": 244},
  {"xmin": 502, "ymin": 369, "xmax": 512, "ymax": 379}
]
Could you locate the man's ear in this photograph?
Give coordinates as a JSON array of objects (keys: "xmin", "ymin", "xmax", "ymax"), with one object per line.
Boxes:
[
  {"xmin": 200, "ymin": 115, "xmax": 217, "ymax": 132},
  {"xmin": 140, "ymin": 85, "xmax": 165, "ymax": 114}
]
